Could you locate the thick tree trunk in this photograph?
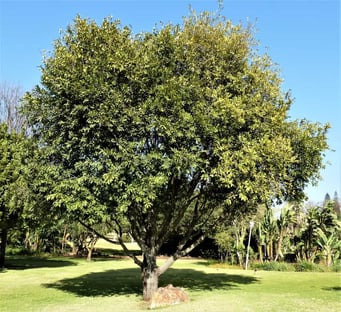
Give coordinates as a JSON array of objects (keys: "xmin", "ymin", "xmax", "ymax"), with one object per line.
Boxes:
[
  {"xmin": 141, "ymin": 251, "xmax": 159, "ymax": 301},
  {"xmin": 140, "ymin": 235, "xmax": 206, "ymax": 301},
  {"xmin": 142, "ymin": 267, "xmax": 159, "ymax": 301},
  {"xmin": 0, "ymin": 228, "xmax": 8, "ymax": 268}
]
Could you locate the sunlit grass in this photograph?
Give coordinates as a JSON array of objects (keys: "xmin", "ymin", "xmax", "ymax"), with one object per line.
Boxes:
[
  {"xmin": 1, "ymin": 256, "xmax": 340, "ymax": 311},
  {"xmin": 95, "ymin": 238, "xmax": 141, "ymax": 252}
]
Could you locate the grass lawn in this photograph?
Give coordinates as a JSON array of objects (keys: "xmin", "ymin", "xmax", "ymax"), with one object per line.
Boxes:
[{"xmin": 1, "ymin": 256, "xmax": 340, "ymax": 312}]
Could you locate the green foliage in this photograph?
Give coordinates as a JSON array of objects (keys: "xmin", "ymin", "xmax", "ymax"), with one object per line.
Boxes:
[
  {"xmin": 0, "ymin": 123, "xmax": 36, "ymax": 266},
  {"xmin": 220, "ymin": 201, "xmax": 340, "ymax": 267},
  {"xmin": 294, "ymin": 203, "xmax": 340, "ymax": 263},
  {"xmin": 214, "ymin": 218, "xmax": 250, "ymax": 265},
  {"xmin": 252, "ymin": 260, "xmax": 338, "ymax": 272},
  {"xmin": 252, "ymin": 261, "xmax": 294, "ymax": 272},
  {"xmin": 331, "ymin": 260, "xmax": 341, "ymax": 272},
  {"xmin": 0, "ymin": 125, "xmax": 28, "ymax": 221},
  {"xmin": 294, "ymin": 261, "xmax": 324, "ymax": 272},
  {"xmin": 21, "ymin": 10, "xmax": 329, "ymax": 297}
]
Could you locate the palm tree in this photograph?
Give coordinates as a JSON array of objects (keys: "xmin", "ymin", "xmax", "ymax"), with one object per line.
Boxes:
[
  {"xmin": 300, "ymin": 206, "xmax": 320, "ymax": 262},
  {"xmin": 333, "ymin": 191, "xmax": 341, "ymax": 218},
  {"xmin": 316, "ymin": 228, "xmax": 341, "ymax": 267},
  {"xmin": 274, "ymin": 205, "xmax": 296, "ymax": 261},
  {"xmin": 297, "ymin": 203, "xmax": 339, "ymax": 263},
  {"xmin": 318, "ymin": 201, "xmax": 339, "ymax": 234},
  {"xmin": 262, "ymin": 207, "xmax": 277, "ymax": 261}
]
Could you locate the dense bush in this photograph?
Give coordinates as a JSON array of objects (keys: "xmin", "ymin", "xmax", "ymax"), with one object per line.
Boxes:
[
  {"xmin": 252, "ymin": 261, "xmax": 295, "ymax": 272},
  {"xmin": 331, "ymin": 261, "xmax": 341, "ymax": 272},
  {"xmin": 294, "ymin": 261, "xmax": 324, "ymax": 272},
  {"xmin": 251, "ymin": 260, "xmax": 341, "ymax": 272}
]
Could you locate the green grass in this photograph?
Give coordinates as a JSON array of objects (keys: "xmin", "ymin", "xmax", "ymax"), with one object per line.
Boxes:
[
  {"xmin": 91, "ymin": 238, "xmax": 141, "ymax": 257},
  {"xmin": 95, "ymin": 238, "xmax": 141, "ymax": 251},
  {"xmin": 1, "ymin": 256, "xmax": 340, "ymax": 312}
]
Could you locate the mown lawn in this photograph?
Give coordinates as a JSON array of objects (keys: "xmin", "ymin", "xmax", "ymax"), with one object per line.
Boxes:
[{"xmin": 1, "ymin": 256, "xmax": 340, "ymax": 312}]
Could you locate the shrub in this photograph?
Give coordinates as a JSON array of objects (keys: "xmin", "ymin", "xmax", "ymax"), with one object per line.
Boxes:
[
  {"xmin": 252, "ymin": 261, "xmax": 294, "ymax": 272},
  {"xmin": 330, "ymin": 261, "xmax": 341, "ymax": 272},
  {"xmin": 294, "ymin": 261, "xmax": 324, "ymax": 272},
  {"xmin": 5, "ymin": 246, "xmax": 33, "ymax": 256}
]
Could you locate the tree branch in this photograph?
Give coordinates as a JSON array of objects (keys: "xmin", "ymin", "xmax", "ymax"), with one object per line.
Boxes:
[
  {"xmin": 78, "ymin": 219, "xmax": 143, "ymax": 268},
  {"xmin": 157, "ymin": 234, "xmax": 206, "ymax": 276}
]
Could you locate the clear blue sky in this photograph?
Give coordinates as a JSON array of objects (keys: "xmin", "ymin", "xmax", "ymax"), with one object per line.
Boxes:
[{"xmin": 0, "ymin": 0, "xmax": 340, "ymax": 204}]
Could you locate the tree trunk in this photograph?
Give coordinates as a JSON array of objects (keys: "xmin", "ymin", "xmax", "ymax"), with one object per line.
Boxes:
[
  {"xmin": 139, "ymin": 235, "xmax": 206, "ymax": 301},
  {"xmin": 86, "ymin": 248, "xmax": 93, "ymax": 262},
  {"xmin": 86, "ymin": 237, "xmax": 97, "ymax": 262},
  {"xmin": 258, "ymin": 244, "xmax": 263, "ymax": 263},
  {"xmin": 142, "ymin": 267, "xmax": 159, "ymax": 301},
  {"xmin": 268, "ymin": 237, "xmax": 274, "ymax": 260},
  {"xmin": 61, "ymin": 225, "xmax": 68, "ymax": 254},
  {"xmin": 24, "ymin": 230, "xmax": 32, "ymax": 251},
  {"xmin": 0, "ymin": 228, "xmax": 8, "ymax": 268},
  {"xmin": 141, "ymin": 251, "xmax": 159, "ymax": 301},
  {"xmin": 72, "ymin": 242, "xmax": 78, "ymax": 255},
  {"xmin": 275, "ymin": 231, "xmax": 284, "ymax": 261},
  {"xmin": 32, "ymin": 233, "xmax": 39, "ymax": 252},
  {"xmin": 325, "ymin": 250, "xmax": 332, "ymax": 267}
]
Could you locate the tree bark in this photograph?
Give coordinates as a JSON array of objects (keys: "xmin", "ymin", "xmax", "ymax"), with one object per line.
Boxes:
[
  {"xmin": 86, "ymin": 247, "xmax": 93, "ymax": 262},
  {"xmin": 141, "ymin": 251, "xmax": 159, "ymax": 301},
  {"xmin": 0, "ymin": 228, "xmax": 8, "ymax": 268},
  {"xmin": 61, "ymin": 225, "xmax": 68, "ymax": 254},
  {"xmin": 274, "ymin": 231, "xmax": 284, "ymax": 261},
  {"xmin": 141, "ymin": 235, "xmax": 206, "ymax": 301},
  {"xmin": 258, "ymin": 244, "xmax": 263, "ymax": 263},
  {"xmin": 86, "ymin": 237, "xmax": 97, "ymax": 261},
  {"xmin": 142, "ymin": 267, "xmax": 159, "ymax": 301}
]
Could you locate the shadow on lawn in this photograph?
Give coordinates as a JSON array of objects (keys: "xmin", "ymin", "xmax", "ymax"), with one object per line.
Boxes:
[
  {"xmin": 43, "ymin": 267, "xmax": 259, "ymax": 297},
  {"xmin": 322, "ymin": 286, "xmax": 341, "ymax": 292},
  {"xmin": 4, "ymin": 256, "xmax": 77, "ymax": 270}
]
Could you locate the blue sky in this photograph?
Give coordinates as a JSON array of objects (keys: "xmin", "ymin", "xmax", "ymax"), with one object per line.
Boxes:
[{"xmin": 0, "ymin": 0, "xmax": 340, "ymax": 203}]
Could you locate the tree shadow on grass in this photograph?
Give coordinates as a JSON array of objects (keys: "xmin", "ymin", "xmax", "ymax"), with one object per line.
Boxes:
[
  {"xmin": 44, "ymin": 268, "xmax": 142, "ymax": 296},
  {"xmin": 3, "ymin": 256, "xmax": 77, "ymax": 270},
  {"xmin": 160, "ymin": 268, "xmax": 258, "ymax": 292},
  {"xmin": 322, "ymin": 286, "xmax": 341, "ymax": 292},
  {"xmin": 43, "ymin": 267, "xmax": 259, "ymax": 297}
]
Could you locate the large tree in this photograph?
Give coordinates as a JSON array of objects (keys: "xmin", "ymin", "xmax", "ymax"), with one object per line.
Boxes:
[
  {"xmin": 0, "ymin": 124, "xmax": 33, "ymax": 268},
  {"xmin": 0, "ymin": 82, "xmax": 32, "ymax": 268},
  {"xmin": 22, "ymin": 12, "xmax": 329, "ymax": 300}
]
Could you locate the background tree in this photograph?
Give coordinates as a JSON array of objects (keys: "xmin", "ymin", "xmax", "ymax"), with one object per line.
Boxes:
[
  {"xmin": 22, "ymin": 12, "xmax": 329, "ymax": 300},
  {"xmin": 0, "ymin": 82, "xmax": 26, "ymax": 133},
  {"xmin": 333, "ymin": 191, "xmax": 341, "ymax": 218},
  {"xmin": 261, "ymin": 206, "xmax": 277, "ymax": 261},
  {"xmin": 0, "ymin": 82, "xmax": 32, "ymax": 268},
  {"xmin": 323, "ymin": 193, "xmax": 331, "ymax": 207},
  {"xmin": 316, "ymin": 228, "xmax": 341, "ymax": 267},
  {"xmin": 295, "ymin": 202, "xmax": 339, "ymax": 263},
  {"xmin": 274, "ymin": 205, "xmax": 296, "ymax": 261},
  {"xmin": 0, "ymin": 124, "xmax": 33, "ymax": 267},
  {"xmin": 214, "ymin": 219, "xmax": 249, "ymax": 266}
]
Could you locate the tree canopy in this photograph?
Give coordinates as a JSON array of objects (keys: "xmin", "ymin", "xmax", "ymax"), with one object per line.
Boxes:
[
  {"xmin": 22, "ymin": 12, "xmax": 329, "ymax": 299},
  {"xmin": 0, "ymin": 124, "xmax": 33, "ymax": 267}
]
